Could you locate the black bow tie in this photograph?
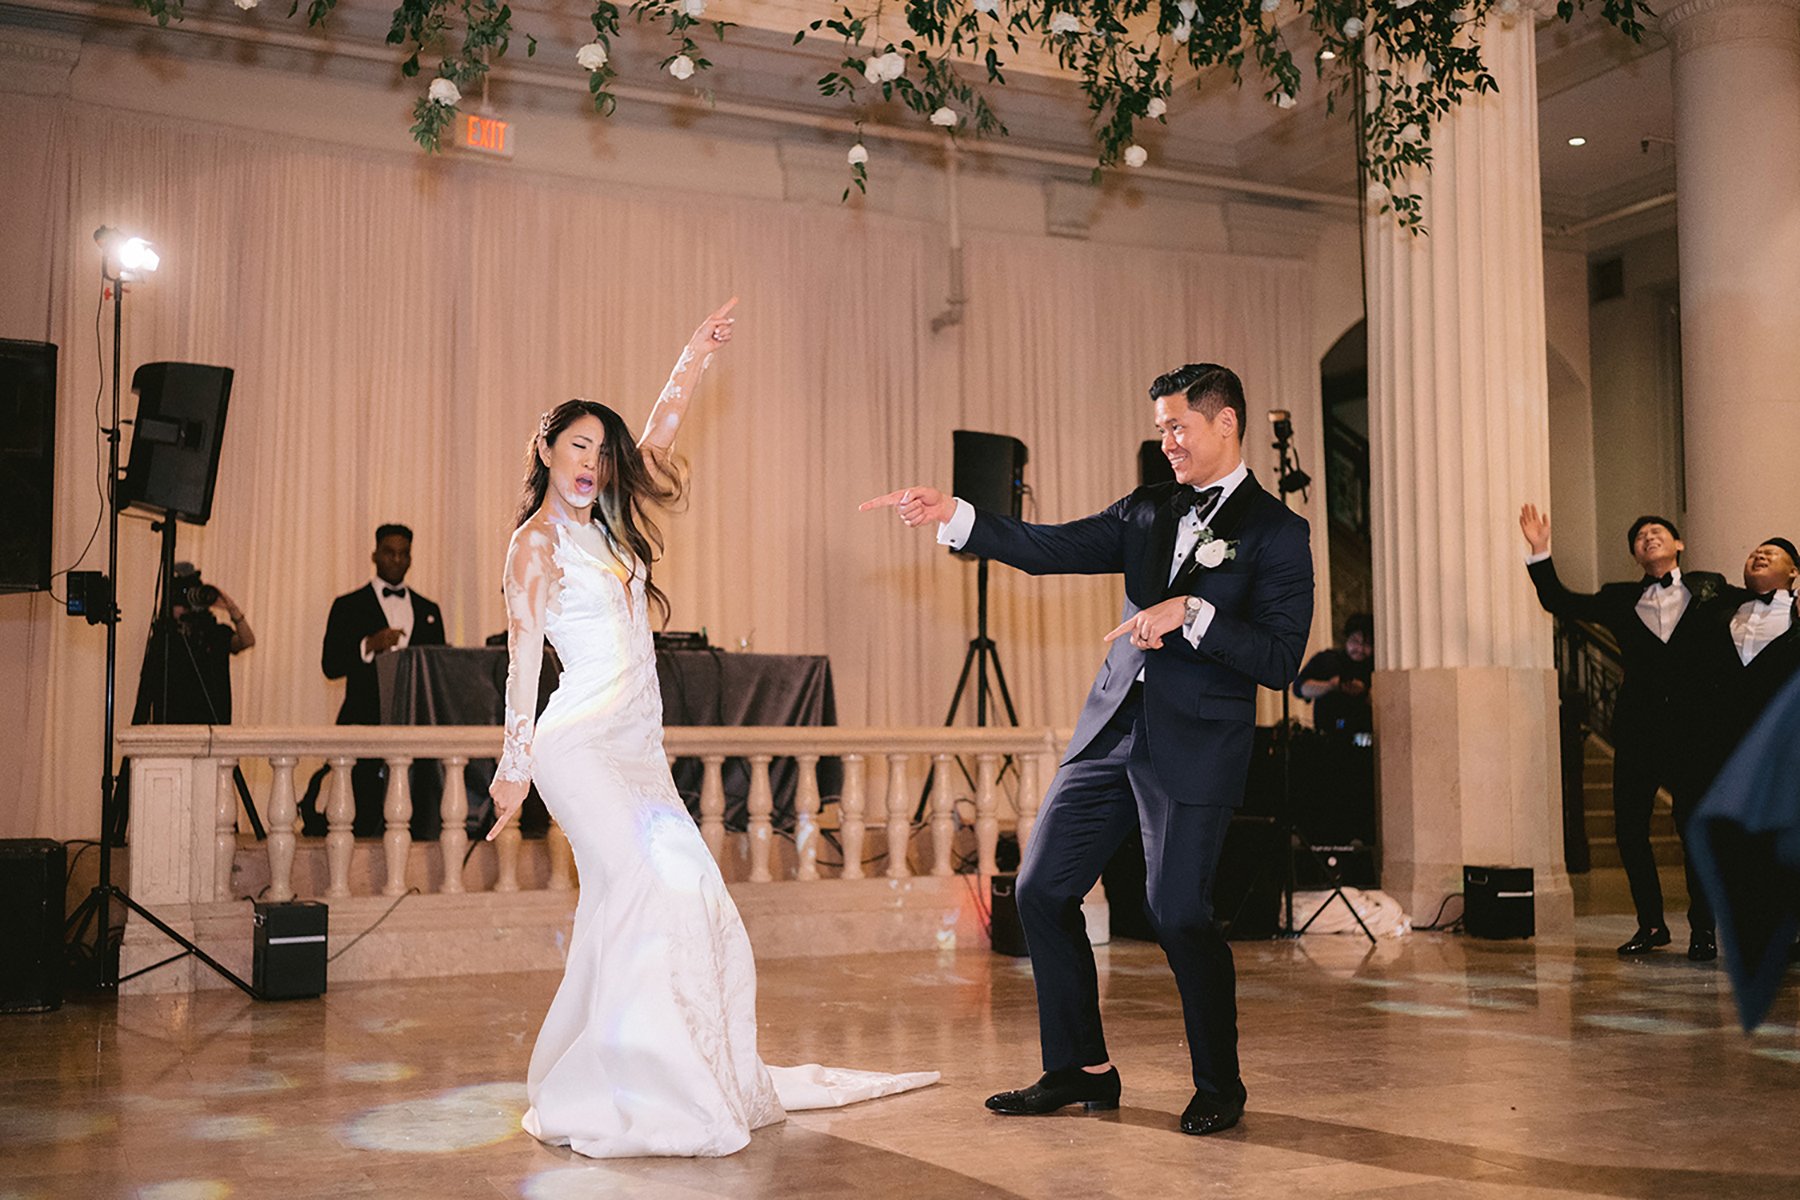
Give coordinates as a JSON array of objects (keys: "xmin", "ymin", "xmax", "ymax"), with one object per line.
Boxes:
[
  {"xmin": 382, "ymin": 586, "xmax": 407, "ymax": 598},
  {"xmin": 1170, "ymin": 485, "xmax": 1223, "ymax": 522},
  {"xmin": 1754, "ymin": 590, "xmax": 1779, "ymax": 605},
  {"xmin": 1641, "ymin": 572, "xmax": 1675, "ymax": 591}
]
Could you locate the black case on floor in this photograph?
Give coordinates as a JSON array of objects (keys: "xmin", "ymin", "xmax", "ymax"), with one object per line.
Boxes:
[
  {"xmin": 253, "ymin": 900, "xmax": 328, "ymax": 999},
  {"xmin": 0, "ymin": 839, "xmax": 66, "ymax": 1013},
  {"xmin": 1463, "ymin": 865, "xmax": 1535, "ymax": 939}
]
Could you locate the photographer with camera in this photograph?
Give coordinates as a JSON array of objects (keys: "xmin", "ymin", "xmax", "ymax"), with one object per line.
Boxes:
[{"xmin": 132, "ymin": 561, "xmax": 255, "ymax": 726}]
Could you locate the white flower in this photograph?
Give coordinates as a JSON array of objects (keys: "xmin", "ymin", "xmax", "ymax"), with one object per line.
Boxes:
[
  {"xmin": 1178, "ymin": 0, "xmax": 1197, "ymax": 17},
  {"xmin": 1260, "ymin": 0, "xmax": 1281, "ymax": 12},
  {"xmin": 1366, "ymin": 179, "xmax": 1390, "ymax": 207},
  {"xmin": 233, "ymin": 0, "xmax": 258, "ymax": 9},
  {"xmin": 1123, "ymin": 144, "xmax": 1148, "ymax": 168},
  {"xmin": 1396, "ymin": 0, "xmax": 1417, "ymax": 7},
  {"xmin": 1496, "ymin": 0, "xmax": 1522, "ymax": 14},
  {"xmin": 1398, "ymin": 122, "xmax": 1423, "ymax": 145},
  {"xmin": 1343, "ymin": 17, "xmax": 1365, "ymax": 38},
  {"xmin": 847, "ymin": 142, "xmax": 869, "ymax": 166},
  {"xmin": 1172, "ymin": 20, "xmax": 1192, "ymax": 43},
  {"xmin": 576, "ymin": 41, "xmax": 609, "ymax": 72},
  {"xmin": 1146, "ymin": 96, "xmax": 1167, "ymax": 119},
  {"xmin": 682, "ymin": 0, "xmax": 706, "ymax": 15},
  {"xmin": 1273, "ymin": 91, "xmax": 1296, "ymax": 109},
  {"xmin": 668, "ymin": 54, "xmax": 696, "ymax": 81},
  {"xmin": 1195, "ymin": 539, "xmax": 1231, "ymax": 569},
  {"xmin": 863, "ymin": 51, "xmax": 906, "ymax": 85},
  {"xmin": 974, "ymin": 0, "xmax": 999, "ymax": 13},
  {"xmin": 428, "ymin": 77, "xmax": 461, "ymax": 107},
  {"xmin": 1049, "ymin": 11, "xmax": 1082, "ymax": 35},
  {"xmin": 930, "ymin": 106, "xmax": 958, "ymax": 127}
]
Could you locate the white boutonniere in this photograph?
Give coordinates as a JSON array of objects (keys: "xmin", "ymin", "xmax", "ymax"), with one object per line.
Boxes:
[{"xmin": 1192, "ymin": 529, "xmax": 1238, "ymax": 570}]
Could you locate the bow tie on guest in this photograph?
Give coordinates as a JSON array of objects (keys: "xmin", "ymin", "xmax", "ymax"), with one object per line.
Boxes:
[
  {"xmin": 1169, "ymin": 485, "xmax": 1223, "ymax": 521},
  {"xmin": 1641, "ymin": 571, "xmax": 1675, "ymax": 591},
  {"xmin": 382, "ymin": 586, "xmax": 408, "ymax": 599}
]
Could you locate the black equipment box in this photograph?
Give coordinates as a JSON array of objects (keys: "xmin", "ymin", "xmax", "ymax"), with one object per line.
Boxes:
[
  {"xmin": 0, "ymin": 839, "xmax": 66, "ymax": 1013},
  {"xmin": 988, "ymin": 874, "xmax": 1029, "ymax": 957},
  {"xmin": 253, "ymin": 900, "xmax": 328, "ymax": 999},
  {"xmin": 1463, "ymin": 866, "xmax": 1535, "ymax": 939}
]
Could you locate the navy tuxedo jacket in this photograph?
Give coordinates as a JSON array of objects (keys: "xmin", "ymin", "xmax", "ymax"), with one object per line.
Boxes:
[
  {"xmin": 962, "ymin": 472, "xmax": 1314, "ymax": 807},
  {"xmin": 322, "ymin": 583, "xmax": 446, "ymax": 725}
]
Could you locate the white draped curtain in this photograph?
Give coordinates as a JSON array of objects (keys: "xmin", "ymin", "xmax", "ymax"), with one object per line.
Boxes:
[{"xmin": 0, "ymin": 96, "xmax": 1328, "ymax": 839}]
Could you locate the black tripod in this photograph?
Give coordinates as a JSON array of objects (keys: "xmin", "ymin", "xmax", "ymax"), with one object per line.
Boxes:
[
  {"xmin": 1267, "ymin": 410, "xmax": 1374, "ymax": 944},
  {"xmin": 918, "ymin": 557, "xmax": 1022, "ymax": 827},
  {"xmin": 64, "ymin": 251, "xmax": 256, "ymax": 998}
]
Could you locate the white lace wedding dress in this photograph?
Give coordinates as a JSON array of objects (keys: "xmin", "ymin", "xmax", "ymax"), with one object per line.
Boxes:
[{"xmin": 495, "ymin": 517, "xmax": 936, "ymax": 1158}]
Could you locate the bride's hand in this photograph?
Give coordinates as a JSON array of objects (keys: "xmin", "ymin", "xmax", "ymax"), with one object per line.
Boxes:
[
  {"xmin": 688, "ymin": 297, "xmax": 738, "ymax": 355},
  {"xmin": 487, "ymin": 778, "xmax": 531, "ymax": 841}
]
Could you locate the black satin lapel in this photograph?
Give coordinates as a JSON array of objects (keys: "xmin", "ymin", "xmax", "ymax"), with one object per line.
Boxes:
[{"xmin": 1144, "ymin": 488, "xmax": 1179, "ymax": 602}]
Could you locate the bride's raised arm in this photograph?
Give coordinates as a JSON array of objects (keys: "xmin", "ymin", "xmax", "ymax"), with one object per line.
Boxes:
[
  {"xmin": 638, "ymin": 297, "xmax": 738, "ymax": 457},
  {"xmin": 489, "ymin": 519, "xmax": 558, "ymax": 840}
]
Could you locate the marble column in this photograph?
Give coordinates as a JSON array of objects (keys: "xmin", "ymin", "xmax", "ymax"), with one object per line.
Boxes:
[
  {"xmin": 1364, "ymin": 10, "xmax": 1573, "ymax": 932},
  {"xmin": 1663, "ymin": 0, "xmax": 1800, "ymax": 565}
]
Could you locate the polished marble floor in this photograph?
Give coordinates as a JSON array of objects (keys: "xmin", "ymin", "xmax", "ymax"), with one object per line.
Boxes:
[{"xmin": 3, "ymin": 870, "xmax": 1797, "ymax": 1200}]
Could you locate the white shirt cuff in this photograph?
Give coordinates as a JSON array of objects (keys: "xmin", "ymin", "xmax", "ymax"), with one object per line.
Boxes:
[
  {"xmin": 1183, "ymin": 599, "xmax": 1216, "ymax": 647},
  {"xmin": 937, "ymin": 498, "xmax": 976, "ymax": 549},
  {"xmin": 359, "ymin": 635, "xmax": 376, "ymax": 664},
  {"xmin": 1525, "ymin": 549, "xmax": 1551, "ymax": 565}
]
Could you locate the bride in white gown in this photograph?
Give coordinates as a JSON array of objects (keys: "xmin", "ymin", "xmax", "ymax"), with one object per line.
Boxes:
[{"xmin": 485, "ymin": 299, "xmax": 935, "ymax": 1159}]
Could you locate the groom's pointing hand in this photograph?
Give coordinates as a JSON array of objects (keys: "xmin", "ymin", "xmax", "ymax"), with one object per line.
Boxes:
[
  {"xmin": 860, "ymin": 486, "xmax": 955, "ymax": 529},
  {"xmin": 1105, "ymin": 596, "xmax": 1190, "ymax": 651}
]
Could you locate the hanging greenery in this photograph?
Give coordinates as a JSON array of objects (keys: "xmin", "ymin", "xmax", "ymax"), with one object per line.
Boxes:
[{"xmin": 132, "ymin": 0, "xmax": 1650, "ymax": 227}]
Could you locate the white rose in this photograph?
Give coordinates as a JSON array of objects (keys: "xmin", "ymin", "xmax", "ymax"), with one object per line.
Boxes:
[
  {"xmin": 1398, "ymin": 121, "xmax": 1423, "ymax": 145},
  {"xmin": 1260, "ymin": 0, "xmax": 1280, "ymax": 12},
  {"xmin": 1273, "ymin": 91, "xmax": 1296, "ymax": 109},
  {"xmin": 683, "ymin": 0, "xmax": 706, "ymax": 15},
  {"xmin": 863, "ymin": 51, "xmax": 905, "ymax": 85},
  {"xmin": 1366, "ymin": 179, "xmax": 1390, "ymax": 206},
  {"xmin": 1396, "ymin": 0, "xmax": 1417, "ymax": 7},
  {"xmin": 1195, "ymin": 539, "xmax": 1230, "ymax": 569},
  {"xmin": 1146, "ymin": 96, "xmax": 1167, "ymax": 119},
  {"xmin": 576, "ymin": 41, "xmax": 609, "ymax": 71},
  {"xmin": 1172, "ymin": 20, "xmax": 1192, "ymax": 43},
  {"xmin": 1049, "ymin": 11, "xmax": 1081, "ymax": 35},
  {"xmin": 975, "ymin": 0, "xmax": 999, "ymax": 13},
  {"xmin": 668, "ymin": 54, "xmax": 696, "ymax": 81},
  {"xmin": 1343, "ymin": 17, "xmax": 1364, "ymax": 38},
  {"xmin": 930, "ymin": 106, "xmax": 958, "ymax": 127},
  {"xmin": 233, "ymin": 0, "xmax": 258, "ymax": 9},
  {"xmin": 1123, "ymin": 144, "xmax": 1148, "ymax": 168},
  {"xmin": 428, "ymin": 77, "xmax": 461, "ymax": 107},
  {"xmin": 847, "ymin": 142, "xmax": 869, "ymax": 166},
  {"xmin": 1178, "ymin": 0, "xmax": 1197, "ymax": 17}
]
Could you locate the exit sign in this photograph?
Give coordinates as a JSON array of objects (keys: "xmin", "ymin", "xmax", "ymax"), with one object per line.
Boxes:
[{"xmin": 455, "ymin": 112, "xmax": 514, "ymax": 158}]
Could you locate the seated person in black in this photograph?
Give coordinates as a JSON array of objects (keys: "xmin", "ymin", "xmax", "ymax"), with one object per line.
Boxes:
[{"xmin": 1294, "ymin": 612, "xmax": 1373, "ymax": 737}]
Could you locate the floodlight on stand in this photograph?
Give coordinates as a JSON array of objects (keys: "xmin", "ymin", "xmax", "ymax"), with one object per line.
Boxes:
[{"xmin": 93, "ymin": 226, "xmax": 160, "ymax": 281}]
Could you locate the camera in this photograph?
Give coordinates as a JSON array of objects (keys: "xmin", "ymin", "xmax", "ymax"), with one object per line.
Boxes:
[
  {"xmin": 184, "ymin": 582, "xmax": 220, "ymax": 610},
  {"xmin": 172, "ymin": 562, "xmax": 218, "ymax": 611}
]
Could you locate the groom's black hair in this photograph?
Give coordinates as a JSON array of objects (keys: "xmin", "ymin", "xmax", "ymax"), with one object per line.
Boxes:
[
  {"xmin": 1626, "ymin": 515, "xmax": 1680, "ymax": 555},
  {"xmin": 1150, "ymin": 363, "xmax": 1246, "ymax": 441}
]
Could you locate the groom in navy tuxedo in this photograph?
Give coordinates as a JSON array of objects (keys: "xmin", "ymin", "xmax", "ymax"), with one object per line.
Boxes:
[{"xmin": 865, "ymin": 364, "xmax": 1314, "ymax": 1135}]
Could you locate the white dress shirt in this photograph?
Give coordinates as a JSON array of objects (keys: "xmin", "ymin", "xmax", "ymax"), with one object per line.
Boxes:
[
  {"xmin": 1523, "ymin": 548, "xmax": 1690, "ymax": 644},
  {"xmin": 359, "ymin": 577, "xmax": 415, "ymax": 663},
  {"xmin": 1730, "ymin": 589, "xmax": 1795, "ymax": 666},
  {"xmin": 937, "ymin": 459, "xmax": 1250, "ymax": 674}
]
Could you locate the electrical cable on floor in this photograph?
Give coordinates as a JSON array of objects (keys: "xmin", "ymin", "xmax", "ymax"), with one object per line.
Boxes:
[
  {"xmin": 329, "ymin": 887, "xmax": 419, "ymax": 963},
  {"xmin": 1415, "ymin": 892, "xmax": 1466, "ymax": 932}
]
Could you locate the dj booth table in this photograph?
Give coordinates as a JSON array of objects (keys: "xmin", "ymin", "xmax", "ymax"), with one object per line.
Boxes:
[{"xmin": 377, "ymin": 646, "xmax": 838, "ymax": 830}]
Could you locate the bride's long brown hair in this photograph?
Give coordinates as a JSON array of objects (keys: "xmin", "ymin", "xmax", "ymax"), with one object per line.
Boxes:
[{"xmin": 516, "ymin": 399, "xmax": 685, "ymax": 625}]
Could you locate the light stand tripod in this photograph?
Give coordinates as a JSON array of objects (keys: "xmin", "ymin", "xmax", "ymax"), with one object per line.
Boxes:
[
  {"xmin": 943, "ymin": 557, "xmax": 1020, "ymax": 731},
  {"xmin": 1267, "ymin": 409, "xmax": 1374, "ymax": 944},
  {"xmin": 64, "ymin": 231, "xmax": 256, "ymax": 997}
]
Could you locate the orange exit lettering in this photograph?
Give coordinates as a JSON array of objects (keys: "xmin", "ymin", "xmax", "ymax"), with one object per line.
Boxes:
[{"xmin": 459, "ymin": 114, "xmax": 512, "ymax": 156}]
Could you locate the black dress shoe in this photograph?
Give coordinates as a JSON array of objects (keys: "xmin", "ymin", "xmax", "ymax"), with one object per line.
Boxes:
[
  {"xmin": 1180, "ymin": 1090, "xmax": 1245, "ymax": 1136},
  {"xmin": 985, "ymin": 1067, "xmax": 1120, "ymax": 1115},
  {"xmin": 1618, "ymin": 926, "xmax": 1672, "ymax": 955},
  {"xmin": 1687, "ymin": 930, "xmax": 1718, "ymax": 962}
]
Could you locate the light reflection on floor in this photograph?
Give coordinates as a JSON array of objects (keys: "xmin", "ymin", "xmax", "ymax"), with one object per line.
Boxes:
[{"xmin": 341, "ymin": 1082, "xmax": 529, "ymax": 1153}]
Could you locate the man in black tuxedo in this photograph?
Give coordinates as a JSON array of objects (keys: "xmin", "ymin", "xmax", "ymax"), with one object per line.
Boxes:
[
  {"xmin": 1519, "ymin": 505, "xmax": 1726, "ymax": 958},
  {"xmin": 1677, "ymin": 539, "xmax": 1800, "ymax": 919},
  {"xmin": 315, "ymin": 524, "xmax": 446, "ymax": 837},
  {"xmin": 865, "ymin": 364, "xmax": 1314, "ymax": 1136}
]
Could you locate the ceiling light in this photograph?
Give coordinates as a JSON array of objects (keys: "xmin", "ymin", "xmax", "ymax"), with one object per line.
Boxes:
[
  {"xmin": 1567, "ymin": 136, "xmax": 1587, "ymax": 147},
  {"xmin": 1319, "ymin": 49, "xmax": 1336, "ymax": 60}
]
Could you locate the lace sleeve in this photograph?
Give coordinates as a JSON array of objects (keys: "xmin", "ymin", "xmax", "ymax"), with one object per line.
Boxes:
[
  {"xmin": 638, "ymin": 342, "xmax": 715, "ymax": 454},
  {"xmin": 496, "ymin": 522, "xmax": 558, "ymax": 784}
]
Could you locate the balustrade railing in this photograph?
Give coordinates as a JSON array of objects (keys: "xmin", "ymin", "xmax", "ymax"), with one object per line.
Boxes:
[{"xmin": 117, "ymin": 725, "xmax": 1060, "ymax": 906}]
